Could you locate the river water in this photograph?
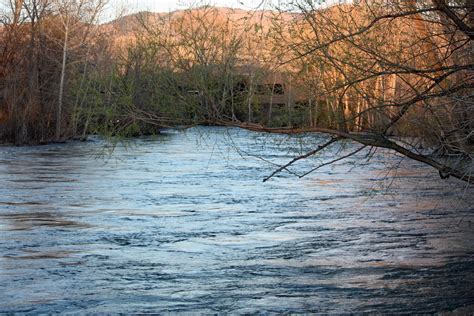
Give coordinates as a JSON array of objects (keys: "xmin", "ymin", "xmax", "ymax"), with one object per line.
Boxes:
[{"xmin": 0, "ymin": 127, "xmax": 473, "ymax": 313}]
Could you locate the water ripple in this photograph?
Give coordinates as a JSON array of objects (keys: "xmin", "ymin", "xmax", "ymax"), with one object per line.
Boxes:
[{"xmin": 0, "ymin": 126, "xmax": 473, "ymax": 313}]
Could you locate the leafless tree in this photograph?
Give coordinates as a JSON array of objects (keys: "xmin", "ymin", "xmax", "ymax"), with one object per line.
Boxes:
[
  {"xmin": 0, "ymin": 0, "xmax": 108, "ymax": 143},
  {"xmin": 232, "ymin": 0, "xmax": 473, "ymax": 184}
]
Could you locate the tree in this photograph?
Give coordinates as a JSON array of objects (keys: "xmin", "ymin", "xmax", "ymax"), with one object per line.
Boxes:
[
  {"xmin": 116, "ymin": 5, "xmax": 253, "ymax": 126},
  {"xmin": 237, "ymin": 0, "xmax": 473, "ymax": 184},
  {"xmin": 50, "ymin": 0, "xmax": 106, "ymax": 141},
  {"xmin": 0, "ymin": 0, "xmax": 108, "ymax": 144}
]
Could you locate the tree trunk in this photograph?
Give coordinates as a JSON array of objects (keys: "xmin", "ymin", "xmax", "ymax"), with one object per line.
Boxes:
[
  {"xmin": 56, "ymin": 22, "xmax": 68, "ymax": 142},
  {"xmin": 247, "ymin": 73, "xmax": 254, "ymax": 123}
]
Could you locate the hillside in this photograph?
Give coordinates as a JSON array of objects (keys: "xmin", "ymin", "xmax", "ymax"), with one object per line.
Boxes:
[{"xmin": 99, "ymin": 6, "xmax": 296, "ymax": 48}]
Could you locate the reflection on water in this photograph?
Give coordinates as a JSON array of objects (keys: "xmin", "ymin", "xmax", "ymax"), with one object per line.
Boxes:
[
  {"xmin": 0, "ymin": 212, "xmax": 89, "ymax": 231},
  {"xmin": 0, "ymin": 127, "xmax": 473, "ymax": 313}
]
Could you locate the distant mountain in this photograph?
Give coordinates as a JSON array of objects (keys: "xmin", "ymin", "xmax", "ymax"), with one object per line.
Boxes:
[{"xmin": 99, "ymin": 6, "xmax": 296, "ymax": 47}]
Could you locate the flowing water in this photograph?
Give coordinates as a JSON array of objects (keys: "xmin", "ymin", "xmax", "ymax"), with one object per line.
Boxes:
[{"xmin": 0, "ymin": 127, "xmax": 473, "ymax": 313}]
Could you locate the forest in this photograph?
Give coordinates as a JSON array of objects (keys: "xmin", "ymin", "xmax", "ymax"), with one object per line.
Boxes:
[{"xmin": 0, "ymin": 0, "xmax": 473, "ymax": 182}]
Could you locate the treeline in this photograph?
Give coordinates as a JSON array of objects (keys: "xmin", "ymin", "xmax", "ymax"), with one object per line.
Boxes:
[
  {"xmin": 0, "ymin": 0, "xmax": 109, "ymax": 144},
  {"xmin": 0, "ymin": 3, "xmax": 286, "ymax": 143},
  {"xmin": 83, "ymin": 7, "xmax": 287, "ymax": 134},
  {"xmin": 277, "ymin": 0, "xmax": 473, "ymax": 153}
]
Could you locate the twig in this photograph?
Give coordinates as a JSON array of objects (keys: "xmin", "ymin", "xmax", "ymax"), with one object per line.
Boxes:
[
  {"xmin": 263, "ymin": 137, "xmax": 340, "ymax": 182},
  {"xmin": 298, "ymin": 145, "xmax": 368, "ymax": 178}
]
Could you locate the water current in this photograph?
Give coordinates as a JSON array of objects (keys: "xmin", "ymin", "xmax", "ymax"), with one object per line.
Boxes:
[{"xmin": 0, "ymin": 127, "xmax": 473, "ymax": 313}]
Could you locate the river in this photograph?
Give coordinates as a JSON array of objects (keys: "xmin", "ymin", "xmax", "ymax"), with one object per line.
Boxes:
[{"xmin": 0, "ymin": 127, "xmax": 473, "ymax": 313}]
